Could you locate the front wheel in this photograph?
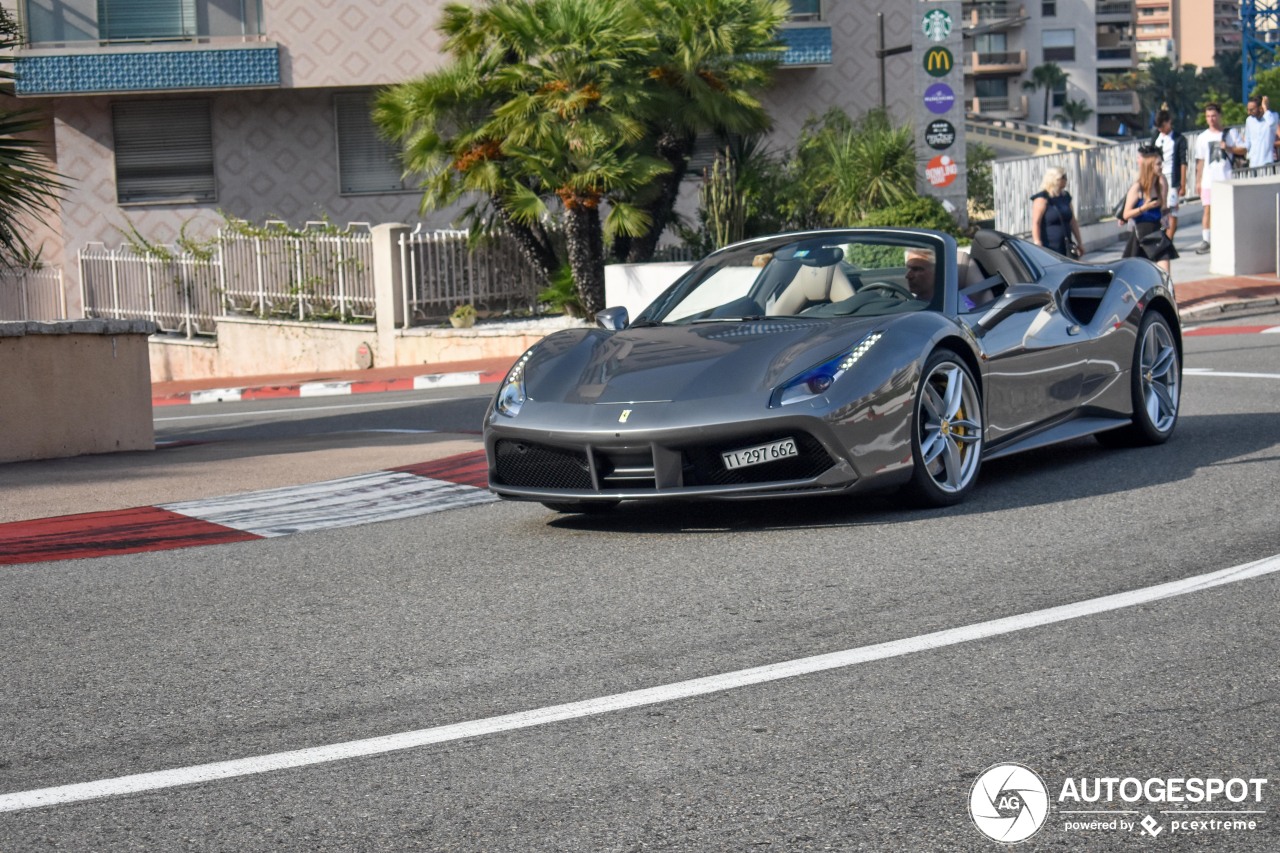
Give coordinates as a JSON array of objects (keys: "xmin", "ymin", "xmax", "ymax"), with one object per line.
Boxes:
[
  {"xmin": 1097, "ymin": 311, "xmax": 1180, "ymax": 447},
  {"xmin": 903, "ymin": 351, "xmax": 984, "ymax": 507}
]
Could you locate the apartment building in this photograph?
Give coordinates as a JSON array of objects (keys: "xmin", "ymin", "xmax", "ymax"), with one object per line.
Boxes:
[
  {"xmin": 961, "ymin": 0, "xmax": 1140, "ymax": 137},
  {"xmin": 4, "ymin": 0, "xmax": 922, "ymax": 299},
  {"xmin": 1136, "ymin": 0, "xmax": 1243, "ymax": 67}
]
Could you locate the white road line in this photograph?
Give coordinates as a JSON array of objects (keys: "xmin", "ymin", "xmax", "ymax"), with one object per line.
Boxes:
[
  {"xmin": 3, "ymin": 553, "xmax": 1278, "ymax": 814},
  {"xmin": 1183, "ymin": 368, "xmax": 1280, "ymax": 380}
]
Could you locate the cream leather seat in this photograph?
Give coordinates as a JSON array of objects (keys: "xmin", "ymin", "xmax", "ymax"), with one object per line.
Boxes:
[
  {"xmin": 770, "ymin": 264, "xmax": 857, "ymax": 315},
  {"xmin": 957, "ymin": 248, "xmax": 995, "ymax": 309}
]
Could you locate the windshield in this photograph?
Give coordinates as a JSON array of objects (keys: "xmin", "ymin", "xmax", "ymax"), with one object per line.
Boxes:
[{"xmin": 640, "ymin": 231, "xmax": 949, "ymax": 324}]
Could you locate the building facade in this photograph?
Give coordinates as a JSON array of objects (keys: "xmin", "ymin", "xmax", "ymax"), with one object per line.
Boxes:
[
  {"xmin": 961, "ymin": 0, "xmax": 1141, "ymax": 138},
  {"xmin": 4, "ymin": 0, "xmax": 926, "ymax": 305},
  {"xmin": 1136, "ymin": 0, "xmax": 1244, "ymax": 68}
]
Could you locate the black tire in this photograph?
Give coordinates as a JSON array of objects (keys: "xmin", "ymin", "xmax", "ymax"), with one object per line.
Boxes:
[
  {"xmin": 541, "ymin": 501, "xmax": 620, "ymax": 514},
  {"xmin": 903, "ymin": 350, "xmax": 984, "ymax": 507},
  {"xmin": 1096, "ymin": 311, "xmax": 1180, "ymax": 447}
]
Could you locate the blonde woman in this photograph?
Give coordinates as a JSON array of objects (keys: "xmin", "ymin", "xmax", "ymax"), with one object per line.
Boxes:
[{"xmin": 1030, "ymin": 166, "xmax": 1085, "ymax": 257}]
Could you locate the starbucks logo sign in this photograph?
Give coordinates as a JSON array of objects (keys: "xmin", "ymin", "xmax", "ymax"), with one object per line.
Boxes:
[{"xmin": 922, "ymin": 9, "xmax": 953, "ymax": 43}]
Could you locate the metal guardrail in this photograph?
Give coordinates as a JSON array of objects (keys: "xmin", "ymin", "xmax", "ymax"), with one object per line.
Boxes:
[
  {"xmin": 0, "ymin": 267, "xmax": 66, "ymax": 321},
  {"xmin": 990, "ymin": 132, "xmax": 1200, "ymax": 235},
  {"xmin": 398, "ymin": 226, "xmax": 544, "ymax": 328}
]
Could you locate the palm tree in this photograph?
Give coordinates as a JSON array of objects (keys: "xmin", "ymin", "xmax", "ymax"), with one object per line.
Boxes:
[
  {"xmin": 783, "ymin": 109, "xmax": 915, "ymax": 228},
  {"xmin": 0, "ymin": 8, "xmax": 65, "ymax": 267},
  {"xmin": 612, "ymin": 0, "xmax": 788, "ymax": 262},
  {"xmin": 1055, "ymin": 98, "xmax": 1094, "ymax": 131},
  {"xmin": 1022, "ymin": 62, "xmax": 1069, "ymax": 125},
  {"xmin": 376, "ymin": 0, "xmax": 670, "ymax": 313},
  {"xmin": 376, "ymin": 0, "xmax": 784, "ymax": 312},
  {"xmin": 1138, "ymin": 57, "xmax": 1203, "ymax": 132}
]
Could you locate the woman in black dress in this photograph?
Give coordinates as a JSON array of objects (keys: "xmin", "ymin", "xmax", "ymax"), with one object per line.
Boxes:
[{"xmin": 1030, "ymin": 166, "xmax": 1086, "ymax": 258}]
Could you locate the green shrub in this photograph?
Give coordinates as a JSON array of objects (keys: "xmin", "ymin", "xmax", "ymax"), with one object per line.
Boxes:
[{"xmin": 856, "ymin": 195, "xmax": 966, "ymax": 240}]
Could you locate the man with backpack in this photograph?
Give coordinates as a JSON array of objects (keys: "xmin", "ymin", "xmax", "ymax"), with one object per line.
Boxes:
[{"xmin": 1192, "ymin": 103, "xmax": 1246, "ymax": 255}]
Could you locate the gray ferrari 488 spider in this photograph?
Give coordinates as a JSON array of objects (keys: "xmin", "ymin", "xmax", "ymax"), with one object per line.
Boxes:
[{"xmin": 483, "ymin": 228, "xmax": 1181, "ymax": 512}]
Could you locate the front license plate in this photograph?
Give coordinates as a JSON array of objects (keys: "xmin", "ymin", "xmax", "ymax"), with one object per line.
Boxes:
[{"xmin": 722, "ymin": 437, "xmax": 798, "ymax": 470}]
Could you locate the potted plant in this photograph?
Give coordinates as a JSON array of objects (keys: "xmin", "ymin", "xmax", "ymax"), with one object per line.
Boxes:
[{"xmin": 449, "ymin": 303, "xmax": 477, "ymax": 328}]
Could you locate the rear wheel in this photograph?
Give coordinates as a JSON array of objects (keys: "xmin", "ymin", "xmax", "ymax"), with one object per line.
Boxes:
[
  {"xmin": 1097, "ymin": 311, "xmax": 1180, "ymax": 447},
  {"xmin": 904, "ymin": 350, "xmax": 984, "ymax": 507},
  {"xmin": 541, "ymin": 501, "xmax": 620, "ymax": 514}
]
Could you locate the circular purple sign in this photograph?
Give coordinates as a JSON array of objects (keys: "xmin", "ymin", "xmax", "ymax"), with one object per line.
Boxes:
[{"xmin": 923, "ymin": 82, "xmax": 956, "ymax": 115}]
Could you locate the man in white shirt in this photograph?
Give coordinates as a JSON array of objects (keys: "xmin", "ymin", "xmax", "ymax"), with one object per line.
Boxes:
[
  {"xmin": 1245, "ymin": 95, "xmax": 1280, "ymax": 168},
  {"xmin": 1152, "ymin": 109, "xmax": 1186, "ymax": 243},
  {"xmin": 1193, "ymin": 103, "xmax": 1246, "ymax": 254}
]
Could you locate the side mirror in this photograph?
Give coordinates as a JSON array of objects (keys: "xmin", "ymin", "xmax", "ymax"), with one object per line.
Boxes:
[
  {"xmin": 975, "ymin": 284, "xmax": 1053, "ymax": 332},
  {"xmin": 596, "ymin": 306, "xmax": 629, "ymax": 331}
]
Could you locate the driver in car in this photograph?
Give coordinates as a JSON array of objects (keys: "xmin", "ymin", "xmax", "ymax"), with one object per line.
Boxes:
[
  {"xmin": 904, "ymin": 247, "xmax": 979, "ymax": 311},
  {"xmin": 904, "ymin": 247, "xmax": 936, "ymax": 303}
]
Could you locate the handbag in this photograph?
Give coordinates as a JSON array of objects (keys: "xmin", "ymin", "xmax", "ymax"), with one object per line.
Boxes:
[
  {"xmin": 1139, "ymin": 229, "xmax": 1172, "ymax": 259},
  {"xmin": 1112, "ymin": 195, "xmax": 1127, "ymax": 222}
]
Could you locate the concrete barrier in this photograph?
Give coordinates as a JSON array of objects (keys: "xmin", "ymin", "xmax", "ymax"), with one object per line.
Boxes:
[
  {"xmin": 1209, "ymin": 177, "xmax": 1280, "ymax": 276},
  {"xmin": 1, "ymin": 319, "xmax": 157, "ymax": 463}
]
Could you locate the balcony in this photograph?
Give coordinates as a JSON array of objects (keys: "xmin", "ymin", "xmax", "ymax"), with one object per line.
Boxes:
[
  {"xmin": 14, "ymin": 0, "xmax": 278, "ymax": 95},
  {"xmin": 1096, "ymin": 1, "xmax": 1134, "ymax": 23},
  {"xmin": 778, "ymin": 24, "xmax": 832, "ymax": 67},
  {"xmin": 15, "ymin": 44, "xmax": 280, "ymax": 96},
  {"xmin": 968, "ymin": 49, "xmax": 1027, "ymax": 75},
  {"xmin": 1097, "ymin": 90, "xmax": 1140, "ymax": 113},
  {"xmin": 962, "ymin": 2, "xmax": 1028, "ymax": 35},
  {"xmin": 1096, "ymin": 45, "xmax": 1135, "ymax": 68},
  {"xmin": 966, "ymin": 94, "xmax": 1029, "ymax": 118}
]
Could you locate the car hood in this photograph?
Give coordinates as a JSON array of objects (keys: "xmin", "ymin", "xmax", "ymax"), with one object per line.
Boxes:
[{"xmin": 522, "ymin": 317, "xmax": 886, "ymax": 405}]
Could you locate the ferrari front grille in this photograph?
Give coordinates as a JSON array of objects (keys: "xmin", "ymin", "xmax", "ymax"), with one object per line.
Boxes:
[{"xmin": 493, "ymin": 440, "xmax": 593, "ymax": 490}]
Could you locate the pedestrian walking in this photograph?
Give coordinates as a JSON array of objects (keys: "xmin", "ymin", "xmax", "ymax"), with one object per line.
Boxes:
[
  {"xmin": 1122, "ymin": 144, "xmax": 1178, "ymax": 279},
  {"xmin": 1151, "ymin": 109, "xmax": 1187, "ymax": 244},
  {"xmin": 1193, "ymin": 102, "xmax": 1246, "ymax": 254},
  {"xmin": 1030, "ymin": 166, "xmax": 1085, "ymax": 258}
]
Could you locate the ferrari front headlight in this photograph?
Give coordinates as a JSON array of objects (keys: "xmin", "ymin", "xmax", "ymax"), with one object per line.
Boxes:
[
  {"xmin": 771, "ymin": 332, "xmax": 882, "ymax": 407},
  {"xmin": 495, "ymin": 350, "xmax": 533, "ymax": 418}
]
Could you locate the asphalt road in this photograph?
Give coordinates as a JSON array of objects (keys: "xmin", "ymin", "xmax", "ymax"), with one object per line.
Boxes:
[{"xmin": 1, "ymin": 319, "xmax": 1278, "ymax": 851}]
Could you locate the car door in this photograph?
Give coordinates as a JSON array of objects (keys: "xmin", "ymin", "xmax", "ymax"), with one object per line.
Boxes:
[{"xmin": 962, "ymin": 282, "xmax": 1083, "ymax": 444}]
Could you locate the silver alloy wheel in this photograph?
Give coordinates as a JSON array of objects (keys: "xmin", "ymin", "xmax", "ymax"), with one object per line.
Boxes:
[
  {"xmin": 1140, "ymin": 318, "xmax": 1180, "ymax": 433},
  {"xmin": 918, "ymin": 361, "xmax": 983, "ymax": 493}
]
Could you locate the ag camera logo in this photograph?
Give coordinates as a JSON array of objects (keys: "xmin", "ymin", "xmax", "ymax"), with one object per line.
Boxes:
[{"xmin": 969, "ymin": 763, "xmax": 1050, "ymax": 843}]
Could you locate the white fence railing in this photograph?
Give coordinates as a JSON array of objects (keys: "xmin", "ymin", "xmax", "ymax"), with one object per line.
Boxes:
[
  {"xmin": 0, "ymin": 267, "xmax": 67, "ymax": 321},
  {"xmin": 398, "ymin": 226, "xmax": 544, "ymax": 329},
  {"xmin": 219, "ymin": 223, "xmax": 375, "ymax": 323},
  {"xmin": 80, "ymin": 244, "xmax": 223, "ymax": 337},
  {"xmin": 79, "ymin": 224, "xmax": 377, "ymax": 337}
]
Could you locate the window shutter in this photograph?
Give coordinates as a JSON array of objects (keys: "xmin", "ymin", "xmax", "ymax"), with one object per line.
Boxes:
[
  {"xmin": 335, "ymin": 92, "xmax": 409, "ymax": 194},
  {"xmin": 98, "ymin": 0, "xmax": 197, "ymax": 40},
  {"xmin": 113, "ymin": 100, "xmax": 216, "ymax": 203}
]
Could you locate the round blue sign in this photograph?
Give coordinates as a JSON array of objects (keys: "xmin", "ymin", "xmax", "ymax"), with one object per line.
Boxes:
[{"xmin": 923, "ymin": 82, "xmax": 956, "ymax": 115}]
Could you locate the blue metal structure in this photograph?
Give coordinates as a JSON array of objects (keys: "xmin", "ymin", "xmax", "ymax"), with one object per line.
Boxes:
[{"xmin": 1242, "ymin": 0, "xmax": 1280, "ymax": 96}]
